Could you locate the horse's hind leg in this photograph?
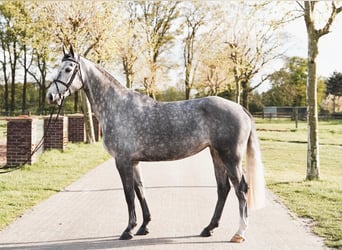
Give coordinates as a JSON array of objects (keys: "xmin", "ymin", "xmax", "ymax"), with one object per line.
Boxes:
[
  {"xmin": 201, "ymin": 148, "xmax": 231, "ymax": 237},
  {"xmin": 133, "ymin": 163, "xmax": 151, "ymax": 236},
  {"xmin": 227, "ymin": 160, "xmax": 248, "ymax": 243}
]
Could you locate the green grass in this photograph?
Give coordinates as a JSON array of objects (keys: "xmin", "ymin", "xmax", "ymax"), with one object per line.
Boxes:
[
  {"xmin": 258, "ymin": 119, "xmax": 342, "ymax": 249},
  {"xmin": 0, "ymin": 142, "xmax": 111, "ymax": 230}
]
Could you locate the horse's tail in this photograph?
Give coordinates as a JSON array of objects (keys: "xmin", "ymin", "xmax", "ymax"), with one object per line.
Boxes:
[{"xmin": 245, "ymin": 115, "xmax": 266, "ymax": 210}]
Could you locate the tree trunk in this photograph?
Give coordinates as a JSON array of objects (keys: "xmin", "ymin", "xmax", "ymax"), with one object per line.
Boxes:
[
  {"xmin": 232, "ymin": 65, "xmax": 241, "ymax": 104},
  {"xmin": 236, "ymin": 82, "xmax": 241, "ymax": 104},
  {"xmin": 185, "ymin": 63, "xmax": 191, "ymax": 100},
  {"xmin": 10, "ymin": 68, "xmax": 15, "ymax": 115},
  {"xmin": 303, "ymin": 1, "xmax": 342, "ymax": 180},
  {"xmin": 1, "ymin": 44, "xmax": 9, "ymax": 115},
  {"xmin": 4, "ymin": 74, "xmax": 9, "ymax": 115},
  {"xmin": 74, "ymin": 92, "xmax": 79, "ymax": 113},
  {"xmin": 9, "ymin": 42, "xmax": 17, "ymax": 115},
  {"xmin": 22, "ymin": 69, "xmax": 27, "ymax": 114},
  {"xmin": 149, "ymin": 62, "xmax": 157, "ymax": 100},
  {"xmin": 81, "ymin": 89, "xmax": 95, "ymax": 144},
  {"xmin": 22, "ymin": 45, "xmax": 27, "ymax": 114},
  {"xmin": 123, "ymin": 57, "xmax": 134, "ymax": 89},
  {"xmin": 40, "ymin": 61, "xmax": 47, "ymax": 114},
  {"xmin": 125, "ymin": 72, "xmax": 133, "ymax": 89},
  {"xmin": 306, "ymin": 29, "xmax": 320, "ymax": 180},
  {"xmin": 241, "ymin": 80, "xmax": 249, "ymax": 109}
]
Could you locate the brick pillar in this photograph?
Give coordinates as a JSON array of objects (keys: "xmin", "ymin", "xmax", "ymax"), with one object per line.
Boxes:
[
  {"xmin": 44, "ymin": 116, "xmax": 68, "ymax": 150},
  {"xmin": 68, "ymin": 114, "xmax": 85, "ymax": 143},
  {"xmin": 6, "ymin": 117, "xmax": 43, "ymax": 167},
  {"xmin": 68, "ymin": 114, "xmax": 101, "ymax": 143}
]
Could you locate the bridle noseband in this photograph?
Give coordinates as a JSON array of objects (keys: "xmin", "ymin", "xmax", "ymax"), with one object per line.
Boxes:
[{"xmin": 51, "ymin": 56, "xmax": 83, "ymax": 104}]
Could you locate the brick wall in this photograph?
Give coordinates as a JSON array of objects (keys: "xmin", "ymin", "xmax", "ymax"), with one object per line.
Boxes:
[
  {"xmin": 6, "ymin": 117, "xmax": 43, "ymax": 167},
  {"xmin": 68, "ymin": 114, "xmax": 85, "ymax": 143},
  {"xmin": 44, "ymin": 116, "xmax": 68, "ymax": 150},
  {"xmin": 5, "ymin": 114, "xmax": 101, "ymax": 167}
]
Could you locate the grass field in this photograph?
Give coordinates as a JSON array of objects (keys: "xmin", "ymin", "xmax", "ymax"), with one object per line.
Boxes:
[{"xmin": 257, "ymin": 119, "xmax": 342, "ymax": 249}]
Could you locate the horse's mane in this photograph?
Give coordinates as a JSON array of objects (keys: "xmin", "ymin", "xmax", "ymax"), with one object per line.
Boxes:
[
  {"xmin": 90, "ymin": 59, "xmax": 155, "ymax": 104},
  {"xmin": 94, "ymin": 64, "xmax": 125, "ymax": 89}
]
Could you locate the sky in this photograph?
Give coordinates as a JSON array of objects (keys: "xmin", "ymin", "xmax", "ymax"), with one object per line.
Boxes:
[
  {"xmin": 284, "ymin": 11, "xmax": 342, "ymax": 78},
  {"xmin": 255, "ymin": 11, "xmax": 342, "ymax": 93}
]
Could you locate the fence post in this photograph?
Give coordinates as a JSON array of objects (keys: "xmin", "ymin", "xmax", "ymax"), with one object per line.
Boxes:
[{"xmin": 294, "ymin": 107, "xmax": 298, "ymax": 129}]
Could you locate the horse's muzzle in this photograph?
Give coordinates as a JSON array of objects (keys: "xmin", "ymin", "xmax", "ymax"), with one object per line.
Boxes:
[
  {"xmin": 46, "ymin": 92, "xmax": 59, "ymax": 105},
  {"xmin": 46, "ymin": 93, "xmax": 54, "ymax": 104}
]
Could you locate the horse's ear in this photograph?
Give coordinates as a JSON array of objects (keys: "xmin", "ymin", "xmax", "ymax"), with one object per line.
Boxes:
[
  {"xmin": 69, "ymin": 45, "xmax": 75, "ymax": 58},
  {"xmin": 63, "ymin": 45, "xmax": 67, "ymax": 56}
]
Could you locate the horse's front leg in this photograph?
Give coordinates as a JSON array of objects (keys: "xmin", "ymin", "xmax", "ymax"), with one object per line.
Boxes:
[
  {"xmin": 133, "ymin": 163, "xmax": 151, "ymax": 236},
  {"xmin": 116, "ymin": 158, "xmax": 137, "ymax": 240}
]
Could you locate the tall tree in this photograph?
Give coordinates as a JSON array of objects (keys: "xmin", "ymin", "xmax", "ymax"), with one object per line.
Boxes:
[
  {"xmin": 181, "ymin": 1, "xmax": 224, "ymax": 100},
  {"xmin": 42, "ymin": 1, "xmax": 118, "ymax": 143},
  {"xmin": 0, "ymin": 21, "xmax": 10, "ymax": 115},
  {"xmin": 138, "ymin": 1, "xmax": 180, "ymax": 99},
  {"xmin": 196, "ymin": 48, "xmax": 232, "ymax": 97},
  {"xmin": 0, "ymin": 1, "xmax": 53, "ymax": 115},
  {"xmin": 113, "ymin": 2, "xmax": 141, "ymax": 89},
  {"xmin": 263, "ymin": 57, "xmax": 307, "ymax": 107},
  {"xmin": 300, "ymin": 1, "xmax": 342, "ymax": 180},
  {"xmin": 224, "ymin": 2, "xmax": 288, "ymax": 108},
  {"xmin": 26, "ymin": 2, "xmax": 57, "ymax": 114},
  {"xmin": 16, "ymin": 3, "xmax": 34, "ymax": 114},
  {"xmin": 182, "ymin": 1, "xmax": 207, "ymax": 99},
  {"xmin": 0, "ymin": 1, "xmax": 23, "ymax": 115}
]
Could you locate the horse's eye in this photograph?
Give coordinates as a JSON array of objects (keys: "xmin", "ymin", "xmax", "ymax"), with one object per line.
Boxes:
[{"xmin": 65, "ymin": 67, "xmax": 72, "ymax": 73}]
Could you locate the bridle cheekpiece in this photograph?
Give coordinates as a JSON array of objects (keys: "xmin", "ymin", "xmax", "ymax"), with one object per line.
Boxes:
[{"xmin": 51, "ymin": 55, "xmax": 83, "ymax": 105}]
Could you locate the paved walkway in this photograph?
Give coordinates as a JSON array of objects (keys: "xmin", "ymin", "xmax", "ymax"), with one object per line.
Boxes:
[{"xmin": 0, "ymin": 149, "xmax": 326, "ymax": 250}]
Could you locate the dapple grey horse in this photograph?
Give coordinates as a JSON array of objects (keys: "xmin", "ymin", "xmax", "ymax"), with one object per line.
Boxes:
[{"xmin": 46, "ymin": 46, "xmax": 265, "ymax": 243}]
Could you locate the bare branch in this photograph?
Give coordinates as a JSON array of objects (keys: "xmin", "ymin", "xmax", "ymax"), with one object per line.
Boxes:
[
  {"xmin": 317, "ymin": 1, "xmax": 342, "ymax": 37},
  {"xmin": 250, "ymin": 74, "xmax": 271, "ymax": 91},
  {"xmin": 296, "ymin": 1, "xmax": 305, "ymax": 11}
]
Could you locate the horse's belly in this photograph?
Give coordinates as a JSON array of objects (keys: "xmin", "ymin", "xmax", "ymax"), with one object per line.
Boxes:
[{"xmin": 134, "ymin": 138, "xmax": 209, "ymax": 162}]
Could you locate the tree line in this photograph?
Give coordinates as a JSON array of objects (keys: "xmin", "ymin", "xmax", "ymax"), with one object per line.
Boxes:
[{"xmin": 0, "ymin": 1, "xmax": 297, "ymax": 115}]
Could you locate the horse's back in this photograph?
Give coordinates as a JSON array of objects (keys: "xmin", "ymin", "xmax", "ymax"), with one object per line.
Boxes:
[
  {"xmin": 136, "ymin": 96, "xmax": 250, "ymax": 161},
  {"xmin": 198, "ymin": 96, "xmax": 252, "ymax": 149}
]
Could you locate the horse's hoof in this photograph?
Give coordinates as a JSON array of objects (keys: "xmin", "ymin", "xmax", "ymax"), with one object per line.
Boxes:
[
  {"xmin": 119, "ymin": 231, "xmax": 134, "ymax": 240},
  {"xmin": 136, "ymin": 226, "xmax": 149, "ymax": 236},
  {"xmin": 200, "ymin": 228, "xmax": 212, "ymax": 237},
  {"xmin": 230, "ymin": 233, "xmax": 245, "ymax": 243}
]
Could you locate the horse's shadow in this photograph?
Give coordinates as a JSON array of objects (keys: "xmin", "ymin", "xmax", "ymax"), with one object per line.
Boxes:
[{"xmin": 0, "ymin": 235, "xmax": 228, "ymax": 250}]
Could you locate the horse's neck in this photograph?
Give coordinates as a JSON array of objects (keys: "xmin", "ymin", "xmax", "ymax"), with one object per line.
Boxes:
[{"xmin": 81, "ymin": 58, "xmax": 127, "ymax": 116}]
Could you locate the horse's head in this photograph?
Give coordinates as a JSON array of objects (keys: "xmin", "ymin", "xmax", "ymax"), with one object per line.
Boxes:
[{"xmin": 46, "ymin": 45, "xmax": 83, "ymax": 106}]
